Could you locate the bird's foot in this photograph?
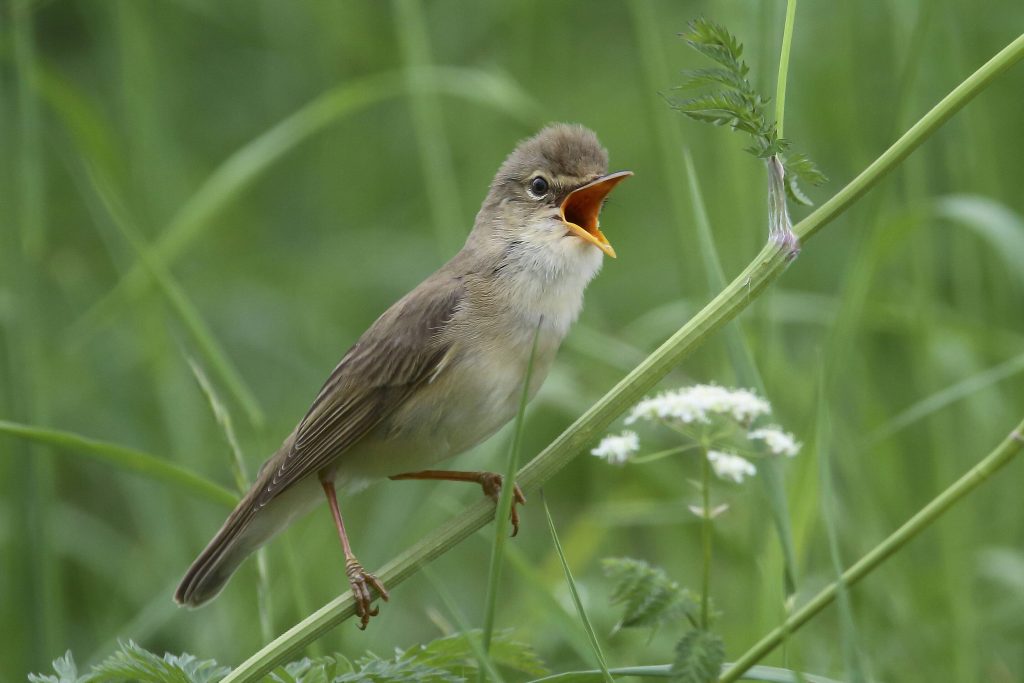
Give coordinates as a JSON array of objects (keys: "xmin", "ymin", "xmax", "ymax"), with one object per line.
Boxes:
[
  {"xmin": 477, "ymin": 472, "xmax": 527, "ymax": 537},
  {"xmin": 344, "ymin": 557, "xmax": 388, "ymax": 629}
]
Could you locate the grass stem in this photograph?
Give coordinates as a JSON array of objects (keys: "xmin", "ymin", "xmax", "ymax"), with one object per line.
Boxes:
[{"xmin": 719, "ymin": 415, "xmax": 1024, "ymax": 682}]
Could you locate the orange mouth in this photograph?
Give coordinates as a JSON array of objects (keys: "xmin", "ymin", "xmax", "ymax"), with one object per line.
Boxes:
[{"xmin": 559, "ymin": 171, "xmax": 632, "ymax": 258}]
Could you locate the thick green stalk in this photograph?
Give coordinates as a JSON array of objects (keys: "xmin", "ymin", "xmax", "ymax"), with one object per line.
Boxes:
[
  {"xmin": 719, "ymin": 416, "xmax": 1024, "ymax": 683},
  {"xmin": 219, "ymin": 32, "xmax": 1024, "ymax": 683}
]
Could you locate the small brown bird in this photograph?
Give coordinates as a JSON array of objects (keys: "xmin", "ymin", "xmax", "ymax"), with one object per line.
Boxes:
[{"xmin": 175, "ymin": 124, "xmax": 630, "ymax": 628}]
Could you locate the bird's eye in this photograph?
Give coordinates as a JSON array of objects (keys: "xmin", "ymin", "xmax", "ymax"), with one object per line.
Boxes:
[{"xmin": 528, "ymin": 176, "xmax": 549, "ymax": 197}]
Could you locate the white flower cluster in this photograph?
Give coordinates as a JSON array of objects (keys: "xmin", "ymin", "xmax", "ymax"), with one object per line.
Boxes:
[
  {"xmin": 748, "ymin": 426, "xmax": 801, "ymax": 457},
  {"xmin": 625, "ymin": 384, "xmax": 771, "ymax": 426},
  {"xmin": 707, "ymin": 450, "xmax": 757, "ymax": 483},
  {"xmin": 590, "ymin": 430, "xmax": 640, "ymax": 465}
]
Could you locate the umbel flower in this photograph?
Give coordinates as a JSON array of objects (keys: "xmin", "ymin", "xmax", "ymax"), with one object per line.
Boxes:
[
  {"xmin": 590, "ymin": 430, "xmax": 640, "ymax": 465},
  {"xmin": 592, "ymin": 384, "xmax": 800, "ymax": 485},
  {"xmin": 625, "ymin": 384, "xmax": 771, "ymax": 426},
  {"xmin": 707, "ymin": 450, "xmax": 757, "ymax": 483}
]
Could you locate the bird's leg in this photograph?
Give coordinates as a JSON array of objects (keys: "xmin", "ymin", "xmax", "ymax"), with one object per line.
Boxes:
[
  {"xmin": 389, "ymin": 470, "xmax": 527, "ymax": 536},
  {"xmin": 320, "ymin": 479, "xmax": 388, "ymax": 629}
]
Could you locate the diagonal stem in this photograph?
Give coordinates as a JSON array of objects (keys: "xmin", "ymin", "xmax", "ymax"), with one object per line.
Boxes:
[
  {"xmin": 219, "ymin": 32, "xmax": 1024, "ymax": 683},
  {"xmin": 718, "ymin": 416, "xmax": 1024, "ymax": 683}
]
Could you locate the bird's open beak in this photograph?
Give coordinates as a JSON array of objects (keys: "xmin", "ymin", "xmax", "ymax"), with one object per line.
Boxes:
[{"xmin": 559, "ymin": 171, "xmax": 632, "ymax": 258}]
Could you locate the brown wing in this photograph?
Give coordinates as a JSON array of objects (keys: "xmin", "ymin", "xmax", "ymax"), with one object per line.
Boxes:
[{"xmin": 254, "ymin": 276, "xmax": 463, "ymax": 507}]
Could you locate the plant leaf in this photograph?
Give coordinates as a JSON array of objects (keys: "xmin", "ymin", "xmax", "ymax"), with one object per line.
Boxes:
[
  {"xmin": 89, "ymin": 640, "xmax": 229, "ymax": 683},
  {"xmin": 402, "ymin": 629, "xmax": 548, "ymax": 677},
  {"xmin": 28, "ymin": 651, "xmax": 89, "ymax": 683},
  {"xmin": 602, "ymin": 557, "xmax": 697, "ymax": 629},
  {"xmin": 670, "ymin": 630, "xmax": 725, "ymax": 683}
]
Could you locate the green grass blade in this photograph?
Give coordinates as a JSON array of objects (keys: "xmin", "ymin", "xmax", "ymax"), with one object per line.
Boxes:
[
  {"xmin": 392, "ymin": 0, "xmax": 464, "ymax": 254},
  {"xmin": 185, "ymin": 358, "xmax": 272, "ymax": 642},
  {"xmin": 78, "ymin": 161, "xmax": 266, "ymax": 428},
  {"xmin": 10, "ymin": 0, "xmax": 60, "ymax": 663},
  {"xmin": 422, "ymin": 567, "xmax": 506, "ymax": 683},
  {"xmin": 775, "ymin": 0, "xmax": 799, "ymax": 138},
  {"xmin": 0, "ymin": 420, "xmax": 238, "ymax": 508},
  {"xmin": 815, "ymin": 369, "xmax": 867, "ymax": 683},
  {"xmin": 720, "ymin": 414, "xmax": 1024, "ymax": 682},
  {"xmin": 542, "ymin": 495, "xmax": 613, "ymax": 683},
  {"xmin": 683, "ymin": 148, "xmax": 800, "ymax": 600},
  {"xmin": 869, "ymin": 351, "xmax": 1024, "ymax": 443},
  {"xmin": 481, "ymin": 324, "xmax": 541, "ymax": 655},
  {"xmin": 526, "ymin": 663, "xmax": 844, "ymax": 683}
]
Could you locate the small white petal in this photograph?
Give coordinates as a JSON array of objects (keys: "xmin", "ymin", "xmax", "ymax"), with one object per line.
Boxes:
[
  {"xmin": 707, "ymin": 450, "xmax": 757, "ymax": 483},
  {"xmin": 748, "ymin": 426, "xmax": 801, "ymax": 457},
  {"xmin": 591, "ymin": 431, "xmax": 640, "ymax": 465}
]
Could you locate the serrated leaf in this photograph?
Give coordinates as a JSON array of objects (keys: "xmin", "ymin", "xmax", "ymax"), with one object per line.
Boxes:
[
  {"xmin": 334, "ymin": 660, "xmax": 463, "ymax": 683},
  {"xmin": 266, "ymin": 654, "xmax": 354, "ymax": 683},
  {"xmin": 88, "ymin": 641, "xmax": 230, "ymax": 683},
  {"xmin": 401, "ymin": 629, "xmax": 547, "ymax": 677},
  {"xmin": 676, "ymin": 67, "xmax": 753, "ymax": 95},
  {"xmin": 672, "ymin": 92, "xmax": 768, "ymax": 138},
  {"xmin": 784, "ymin": 152, "xmax": 828, "ymax": 186},
  {"xmin": 680, "ymin": 18, "xmax": 747, "ymax": 75},
  {"xmin": 602, "ymin": 558, "xmax": 697, "ymax": 629},
  {"xmin": 670, "ymin": 630, "xmax": 725, "ymax": 683},
  {"xmin": 28, "ymin": 651, "xmax": 90, "ymax": 683}
]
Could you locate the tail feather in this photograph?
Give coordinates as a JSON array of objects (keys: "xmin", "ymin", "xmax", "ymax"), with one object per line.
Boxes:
[{"xmin": 175, "ymin": 504, "xmax": 256, "ymax": 607}]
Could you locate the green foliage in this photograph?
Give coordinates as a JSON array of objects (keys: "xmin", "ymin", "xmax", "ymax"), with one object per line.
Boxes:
[
  {"xmin": 264, "ymin": 655, "xmax": 354, "ymax": 683},
  {"xmin": 670, "ymin": 630, "xmax": 725, "ymax": 683},
  {"xmin": 28, "ymin": 632, "xmax": 543, "ymax": 683},
  {"xmin": 28, "ymin": 652, "xmax": 90, "ymax": 683},
  {"xmin": 601, "ymin": 557, "xmax": 698, "ymax": 630},
  {"xmin": 672, "ymin": 17, "xmax": 826, "ymax": 205}
]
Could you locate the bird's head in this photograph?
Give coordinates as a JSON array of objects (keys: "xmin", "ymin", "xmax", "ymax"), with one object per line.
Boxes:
[{"xmin": 474, "ymin": 124, "xmax": 631, "ymax": 268}]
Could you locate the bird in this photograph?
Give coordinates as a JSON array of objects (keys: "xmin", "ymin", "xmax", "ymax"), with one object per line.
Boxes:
[{"xmin": 174, "ymin": 123, "xmax": 631, "ymax": 628}]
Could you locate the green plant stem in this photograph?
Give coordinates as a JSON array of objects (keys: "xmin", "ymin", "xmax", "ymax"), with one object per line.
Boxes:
[
  {"xmin": 0, "ymin": 420, "xmax": 238, "ymax": 508},
  {"xmin": 719, "ymin": 415, "xmax": 1024, "ymax": 683},
  {"xmin": 700, "ymin": 446, "xmax": 712, "ymax": 630},
  {"xmin": 392, "ymin": 0, "xmax": 465, "ymax": 254},
  {"xmin": 774, "ymin": 0, "xmax": 798, "ymax": 137},
  {"xmin": 480, "ymin": 325, "xmax": 539, "ymax": 659},
  {"xmin": 219, "ymin": 33, "xmax": 1024, "ymax": 683},
  {"xmin": 529, "ymin": 663, "xmax": 843, "ymax": 683},
  {"xmin": 543, "ymin": 495, "xmax": 614, "ymax": 683},
  {"xmin": 796, "ymin": 32, "xmax": 1024, "ymax": 242}
]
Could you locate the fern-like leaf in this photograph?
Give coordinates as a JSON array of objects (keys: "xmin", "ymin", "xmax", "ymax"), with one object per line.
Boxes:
[
  {"xmin": 265, "ymin": 654, "xmax": 354, "ymax": 683},
  {"xmin": 602, "ymin": 557, "xmax": 697, "ymax": 629},
  {"xmin": 675, "ymin": 67, "xmax": 753, "ymax": 96},
  {"xmin": 402, "ymin": 629, "xmax": 547, "ymax": 677},
  {"xmin": 334, "ymin": 659, "xmax": 463, "ymax": 683},
  {"xmin": 87, "ymin": 641, "xmax": 229, "ymax": 683},
  {"xmin": 675, "ymin": 16, "xmax": 826, "ymax": 206},
  {"xmin": 29, "ymin": 651, "xmax": 90, "ymax": 683},
  {"xmin": 680, "ymin": 18, "xmax": 748, "ymax": 76},
  {"xmin": 670, "ymin": 630, "xmax": 725, "ymax": 683}
]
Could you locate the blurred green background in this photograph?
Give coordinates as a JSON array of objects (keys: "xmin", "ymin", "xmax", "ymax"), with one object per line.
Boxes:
[{"xmin": 2, "ymin": 0, "xmax": 1024, "ymax": 681}]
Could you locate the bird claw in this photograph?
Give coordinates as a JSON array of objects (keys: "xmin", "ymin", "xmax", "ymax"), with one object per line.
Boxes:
[
  {"xmin": 478, "ymin": 472, "xmax": 527, "ymax": 537},
  {"xmin": 345, "ymin": 558, "xmax": 388, "ymax": 629}
]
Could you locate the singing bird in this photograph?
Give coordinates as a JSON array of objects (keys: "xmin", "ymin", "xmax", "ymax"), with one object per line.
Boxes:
[{"xmin": 175, "ymin": 124, "xmax": 631, "ymax": 628}]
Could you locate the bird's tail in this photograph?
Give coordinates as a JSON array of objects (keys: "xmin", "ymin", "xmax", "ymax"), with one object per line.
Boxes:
[{"xmin": 174, "ymin": 497, "xmax": 261, "ymax": 607}]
